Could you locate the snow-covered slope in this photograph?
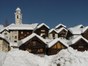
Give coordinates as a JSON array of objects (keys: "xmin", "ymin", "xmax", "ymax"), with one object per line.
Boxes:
[
  {"xmin": 2, "ymin": 49, "xmax": 51, "ymax": 66},
  {"xmin": 52, "ymin": 47, "xmax": 88, "ymax": 66},
  {"xmin": 0, "ymin": 48, "xmax": 88, "ymax": 66}
]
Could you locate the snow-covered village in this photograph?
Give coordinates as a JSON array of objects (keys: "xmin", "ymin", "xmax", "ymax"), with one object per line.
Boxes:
[{"xmin": 0, "ymin": 7, "xmax": 88, "ymax": 66}]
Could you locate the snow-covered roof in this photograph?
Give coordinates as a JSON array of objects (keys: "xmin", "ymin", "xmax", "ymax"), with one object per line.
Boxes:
[
  {"xmin": 6, "ymin": 23, "xmax": 38, "ymax": 30},
  {"xmin": 68, "ymin": 35, "xmax": 88, "ymax": 45},
  {"xmin": 82, "ymin": 26, "xmax": 88, "ymax": 33},
  {"xmin": 56, "ymin": 27, "xmax": 68, "ymax": 33},
  {"xmin": 55, "ymin": 23, "xmax": 66, "ymax": 29},
  {"xmin": 0, "ymin": 34, "xmax": 15, "ymax": 47},
  {"xmin": 45, "ymin": 38, "xmax": 53, "ymax": 43},
  {"xmin": 48, "ymin": 38, "xmax": 69, "ymax": 48},
  {"xmin": 19, "ymin": 33, "xmax": 46, "ymax": 46},
  {"xmin": 10, "ymin": 42, "xmax": 18, "ymax": 47},
  {"xmin": 49, "ymin": 28, "xmax": 57, "ymax": 33},
  {"xmin": 68, "ymin": 24, "xmax": 85, "ymax": 35},
  {"xmin": 0, "ymin": 34, "xmax": 10, "ymax": 44},
  {"xmin": 16, "ymin": 7, "xmax": 21, "ymax": 11},
  {"xmin": 37, "ymin": 23, "xmax": 50, "ymax": 29},
  {"xmin": 74, "ymin": 24, "xmax": 84, "ymax": 28},
  {"xmin": 69, "ymin": 26, "xmax": 83, "ymax": 35},
  {"xmin": 0, "ymin": 28, "xmax": 9, "ymax": 33}
]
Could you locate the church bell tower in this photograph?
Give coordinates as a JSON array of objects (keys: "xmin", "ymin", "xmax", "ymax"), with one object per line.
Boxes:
[{"xmin": 15, "ymin": 7, "xmax": 22, "ymax": 25}]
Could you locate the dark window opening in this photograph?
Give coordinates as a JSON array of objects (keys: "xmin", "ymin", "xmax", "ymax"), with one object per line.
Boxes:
[
  {"xmin": 17, "ymin": 15, "xmax": 19, "ymax": 19},
  {"xmin": 14, "ymin": 41, "xmax": 17, "ymax": 42}
]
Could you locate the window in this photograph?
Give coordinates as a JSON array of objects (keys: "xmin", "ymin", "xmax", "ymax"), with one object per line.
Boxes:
[
  {"xmin": 27, "ymin": 32, "xmax": 29, "ymax": 34},
  {"xmin": 41, "ymin": 30, "xmax": 45, "ymax": 32},
  {"xmin": 14, "ymin": 40, "xmax": 17, "ymax": 42},
  {"xmin": 78, "ymin": 46, "xmax": 84, "ymax": 48},
  {"xmin": 17, "ymin": 15, "xmax": 19, "ymax": 19},
  {"xmin": 52, "ymin": 34, "xmax": 55, "ymax": 39},
  {"xmin": 4, "ymin": 33, "xmax": 7, "ymax": 35},
  {"xmin": 32, "ymin": 41, "xmax": 36, "ymax": 46},
  {"xmin": 21, "ymin": 31, "xmax": 23, "ymax": 34},
  {"xmin": 15, "ymin": 36, "xmax": 17, "ymax": 39},
  {"xmin": 38, "ymin": 49, "xmax": 43, "ymax": 52},
  {"xmin": 40, "ymin": 33, "xmax": 46, "ymax": 38}
]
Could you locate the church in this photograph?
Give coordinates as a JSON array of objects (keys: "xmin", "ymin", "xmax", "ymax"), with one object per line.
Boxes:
[{"xmin": 0, "ymin": 7, "xmax": 88, "ymax": 55}]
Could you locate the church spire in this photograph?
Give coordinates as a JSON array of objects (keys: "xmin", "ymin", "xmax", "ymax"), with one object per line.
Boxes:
[{"xmin": 15, "ymin": 7, "xmax": 22, "ymax": 25}]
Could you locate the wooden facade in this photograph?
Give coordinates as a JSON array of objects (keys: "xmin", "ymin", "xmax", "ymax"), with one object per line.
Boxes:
[
  {"xmin": 47, "ymin": 41, "xmax": 67, "ymax": 55},
  {"xmin": 18, "ymin": 30, "xmax": 33, "ymax": 40},
  {"xmin": 35, "ymin": 25, "xmax": 49, "ymax": 38},
  {"xmin": 9, "ymin": 30, "xmax": 33, "ymax": 40},
  {"xmin": 82, "ymin": 29, "xmax": 88, "ymax": 40},
  {"xmin": 56, "ymin": 25, "xmax": 65, "ymax": 29},
  {"xmin": 66, "ymin": 30, "xmax": 73, "ymax": 39},
  {"xmin": 70, "ymin": 39, "xmax": 88, "ymax": 51},
  {"xmin": 49, "ymin": 30, "xmax": 58, "ymax": 39},
  {"xmin": 58, "ymin": 29, "xmax": 68, "ymax": 38},
  {"xmin": 19, "ymin": 36, "xmax": 47, "ymax": 54}
]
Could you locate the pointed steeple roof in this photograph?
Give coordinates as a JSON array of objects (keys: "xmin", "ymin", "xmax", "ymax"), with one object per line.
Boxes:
[{"xmin": 16, "ymin": 7, "xmax": 21, "ymax": 11}]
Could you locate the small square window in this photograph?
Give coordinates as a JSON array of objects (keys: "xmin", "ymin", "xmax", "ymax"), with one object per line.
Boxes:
[
  {"xmin": 41, "ymin": 30, "xmax": 45, "ymax": 32},
  {"xmin": 27, "ymin": 32, "xmax": 29, "ymax": 34},
  {"xmin": 15, "ymin": 36, "xmax": 17, "ymax": 39},
  {"xmin": 21, "ymin": 31, "xmax": 23, "ymax": 34},
  {"xmin": 78, "ymin": 46, "xmax": 84, "ymax": 48},
  {"xmin": 14, "ymin": 41, "xmax": 17, "ymax": 42},
  {"xmin": 32, "ymin": 41, "xmax": 36, "ymax": 46},
  {"xmin": 38, "ymin": 49, "xmax": 43, "ymax": 52},
  {"xmin": 4, "ymin": 33, "xmax": 7, "ymax": 35}
]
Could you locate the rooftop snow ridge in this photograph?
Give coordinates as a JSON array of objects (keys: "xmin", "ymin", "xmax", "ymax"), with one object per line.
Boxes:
[
  {"xmin": 56, "ymin": 27, "xmax": 68, "ymax": 33},
  {"xmin": 55, "ymin": 23, "xmax": 66, "ymax": 29},
  {"xmin": 69, "ymin": 26, "xmax": 83, "ymax": 34},
  {"xmin": 74, "ymin": 24, "xmax": 84, "ymax": 28},
  {"xmin": 37, "ymin": 23, "xmax": 50, "ymax": 29},
  {"xmin": 48, "ymin": 38, "xmax": 69, "ymax": 48},
  {"xmin": 68, "ymin": 35, "xmax": 88, "ymax": 45},
  {"xmin": 5, "ymin": 23, "xmax": 38, "ymax": 30},
  {"xmin": 0, "ymin": 34, "xmax": 10, "ymax": 44},
  {"xmin": 18, "ymin": 33, "xmax": 46, "ymax": 47},
  {"xmin": 49, "ymin": 28, "xmax": 57, "ymax": 33}
]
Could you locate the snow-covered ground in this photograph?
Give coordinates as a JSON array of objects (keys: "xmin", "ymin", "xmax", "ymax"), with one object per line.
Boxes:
[
  {"xmin": 52, "ymin": 47, "xmax": 88, "ymax": 66},
  {"xmin": 0, "ymin": 47, "xmax": 88, "ymax": 66}
]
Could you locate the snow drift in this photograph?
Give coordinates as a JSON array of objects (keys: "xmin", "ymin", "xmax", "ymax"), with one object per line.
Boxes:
[
  {"xmin": 0, "ymin": 47, "xmax": 88, "ymax": 66},
  {"xmin": 52, "ymin": 47, "xmax": 88, "ymax": 66}
]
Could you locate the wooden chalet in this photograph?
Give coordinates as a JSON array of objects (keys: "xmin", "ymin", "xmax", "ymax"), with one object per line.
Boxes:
[
  {"xmin": 55, "ymin": 24, "xmax": 66, "ymax": 29},
  {"xmin": 56, "ymin": 27, "xmax": 68, "ymax": 38},
  {"xmin": 69, "ymin": 36, "xmax": 88, "ymax": 51},
  {"xmin": 5, "ymin": 23, "xmax": 38, "ymax": 42},
  {"xmin": 49, "ymin": 28, "xmax": 58, "ymax": 39},
  {"xmin": 35, "ymin": 23, "xmax": 49, "ymax": 38},
  {"xmin": 47, "ymin": 38, "xmax": 68, "ymax": 55},
  {"xmin": 0, "ymin": 34, "xmax": 10, "ymax": 52},
  {"xmin": 0, "ymin": 29, "xmax": 9, "ymax": 39},
  {"xmin": 19, "ymin": 33, "xmax": 47, "ymax": 54}
]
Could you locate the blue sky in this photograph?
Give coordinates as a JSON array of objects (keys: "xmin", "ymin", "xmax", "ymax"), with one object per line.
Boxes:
[{"xmin": 0, "ymin": 0, "xmax": 88, "ymax": 28}]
